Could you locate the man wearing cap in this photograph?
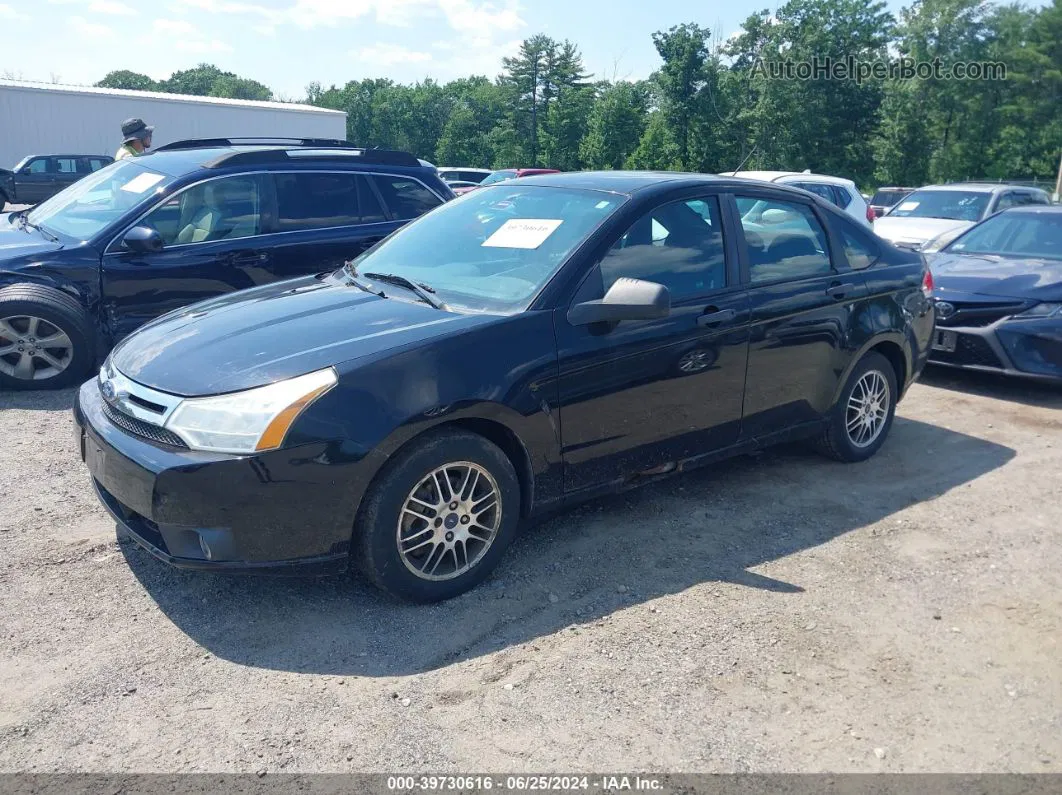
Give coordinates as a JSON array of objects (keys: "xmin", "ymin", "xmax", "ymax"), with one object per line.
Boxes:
[{"xmin": 115, "ymin": 118, "xmax": 154, "ymax": 160}]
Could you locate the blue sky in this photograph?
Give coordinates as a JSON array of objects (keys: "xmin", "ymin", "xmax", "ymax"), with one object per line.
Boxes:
[{"xmin": 0, "ymin": 0, "xmax": 1038, "ymax": 99}]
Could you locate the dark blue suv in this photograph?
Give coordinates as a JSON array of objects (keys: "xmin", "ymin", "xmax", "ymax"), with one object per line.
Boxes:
[{"xmin": 0, "ymin": 138, "xmax": 453, "ymax": 389}]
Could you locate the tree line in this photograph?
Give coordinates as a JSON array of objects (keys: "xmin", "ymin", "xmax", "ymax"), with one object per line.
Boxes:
[{"xmin": 97, "ymin": 0, "xmax": 1062, "ymax": 190}]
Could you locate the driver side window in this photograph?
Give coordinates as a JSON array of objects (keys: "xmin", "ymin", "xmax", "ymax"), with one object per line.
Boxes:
[
  {"xmin": 599, "ymin": 196, "xmax": 727, "ymax": 300},
  {"xmin": 143, "ymin": 176, "xmax": 263, "ymax": 246}
]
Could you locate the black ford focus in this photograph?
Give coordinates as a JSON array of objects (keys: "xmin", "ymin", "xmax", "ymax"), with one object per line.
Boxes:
[{"xmin": 74, "ymin": 172, "xmax": 935, "ymax": 602}]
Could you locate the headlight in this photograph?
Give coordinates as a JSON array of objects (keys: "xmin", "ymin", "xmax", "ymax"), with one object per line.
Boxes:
[
  {"xmin": 164, "ymin": 368, "xmax": 337, "ymax": 454},
  {"xmin": 1015, "ymin": 303, "xmax": 1062, "ymax": 320}
]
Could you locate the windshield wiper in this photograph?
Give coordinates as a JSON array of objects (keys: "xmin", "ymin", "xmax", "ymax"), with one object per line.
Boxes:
[
  {"xmin": 18, "ymin": 214, "xmax": 60, "ymax": 243},
  {"xmin": 362, "ymin": 272, "xmax": 446, "ymax": 311}
]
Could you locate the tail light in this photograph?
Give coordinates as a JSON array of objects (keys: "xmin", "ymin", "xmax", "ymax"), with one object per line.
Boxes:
[
  {"xmin": 922, "ymin": 267, "xmax": 934, "ymax": 297},
  {"xmin": 866, "ymin": 204, "xmax": 876, "ymax": 224}
]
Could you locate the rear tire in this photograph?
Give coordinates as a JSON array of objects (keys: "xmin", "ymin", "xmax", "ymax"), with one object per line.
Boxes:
[
  {"xmin": 0, "ymin": 284, "xmax": 95, "ymax": 390},
  {"xmin": 354, "ymin": 429, "xmax": 521, "ymax": 603},
  {"xmin": 814, "ymin": 351, "xmax": 897, "ymax": 463}
]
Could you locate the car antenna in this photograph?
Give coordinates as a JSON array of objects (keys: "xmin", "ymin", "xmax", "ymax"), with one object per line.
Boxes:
[{"xmin": 731, "ymin": 145, "xmax": 758, "ymax": 174}]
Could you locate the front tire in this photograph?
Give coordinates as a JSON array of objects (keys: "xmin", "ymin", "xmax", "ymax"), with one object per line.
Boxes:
[
  {"xmin": 354, "ymin": 429, "xmax": 521, "ymax": 602},
  {"xmin": 0, "ymin": 284, "xmax": 95, "ymax": 390},
  {"xmin": 814, "ymin": 351, "xmax": 897, "ymax": 462}
]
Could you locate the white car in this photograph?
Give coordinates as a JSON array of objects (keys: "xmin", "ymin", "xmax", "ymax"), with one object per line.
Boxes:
[
  {"xmin": 437, "ymin": 167, "xmax": 493, "ymax": 185},
  {"xmin": 722, "ymin": 170, "xmax": 873, "ymax": 228},
  {"xmin": 873, "ymin": 183, "xmax": 1052, "ymax": 251}
]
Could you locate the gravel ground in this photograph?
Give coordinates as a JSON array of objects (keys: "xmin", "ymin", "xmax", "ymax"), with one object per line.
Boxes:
[{"xmin": 0, "ymin": 367, "xmax": 1060, "ymax": 773}]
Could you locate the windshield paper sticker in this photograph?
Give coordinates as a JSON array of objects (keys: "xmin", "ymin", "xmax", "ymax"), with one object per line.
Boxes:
[
  {"xmin": 120, "ymin": 173, "xmax": 166, "ymax": 194},
  {"xmin": 482, "ymin": 219, "xmax": 564, "ymax": 249},
  {"xmin": 896, "ymin": 201, "xmax": 919, "ymax": 212}
]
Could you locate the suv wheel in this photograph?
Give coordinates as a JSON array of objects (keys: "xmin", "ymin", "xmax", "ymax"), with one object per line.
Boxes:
[
  {"xmin": 354, "ymin": 429, "xmax": 520, "ymax": 602},
  {"xmin": 0, "ymin": 284, "xmax": 95, "ymax": 390},
  {"xmin": 814, "ymin": 351, "xmax": 897, "ymax": 462}
]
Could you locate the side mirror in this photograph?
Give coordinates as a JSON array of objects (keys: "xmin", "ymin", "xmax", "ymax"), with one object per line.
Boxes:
[
  {"xmin": 568, "ymin": 277, "xmax": 670, "ymax": 326},
  {"xmin": 122, "ymin": 225, "xmax": 163, "ymax": 254},
  {"xmin": 760, "ymin": 208, "xmax": 793, "ymax": 225}
]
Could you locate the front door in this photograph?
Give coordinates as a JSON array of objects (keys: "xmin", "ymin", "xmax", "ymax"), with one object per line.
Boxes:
[
  {"xmin": 101, "ymin": 174, "xmax": 270, "ymax": 338},
  {"xmin": 556, "ymin": 194, "xmax": 750, "ymax": 492},
  {"xmin": 14, "ymin": 157, "xmax": 55, "ymax": 204},
  {"xmin": 731, "ymin": 193, "xmax": 867, "ymax": 439}
]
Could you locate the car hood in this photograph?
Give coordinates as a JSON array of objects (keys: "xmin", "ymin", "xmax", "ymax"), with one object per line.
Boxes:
[
  {"xmin": 929, "ymin": 252, "xmax": 1062, "ymax": 302},
  {"xmin": 0, "ymin": 214, "xmax": 65, "ymax": 260},
  {"xmin": 111, "ymin": 274, "xmax": 496, "ymax": 397},
  {"xmin": 874, "ymin": 216, "xmax": 973, "ymax": 245}
]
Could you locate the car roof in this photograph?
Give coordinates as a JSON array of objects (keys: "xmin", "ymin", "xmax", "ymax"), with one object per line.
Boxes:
[
  {"xmin": 1002, "ymin": 205, "xmax": 1062, "ymax": 215},
  {"xmin": 916, "ymin": 182, "xmax": 1045, "ymax": 194},
  {"xmin": 725, "ymin": 170, "xmax": 855, "ymax": 186},
  {"xmin": 503, "ymin": 170, "xmax": 828, "ymax": 200},
  {"xmin": 20, "ymin": 153, "xmax": 112, "ymax": 159},
  {"xmin": 136, "ymin": 145, "xmax": 435, "ymax": 178}
]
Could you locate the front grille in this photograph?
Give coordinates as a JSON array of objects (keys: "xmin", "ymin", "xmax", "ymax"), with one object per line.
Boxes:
[
  {"xmin": 930, "ymin": 333, "xmax": 1004, "ymax": 369},
  {"xmin": 102, "ymin": 400, "xmax": 188, "ymax": 448},
  {"xmin": 936, "ymin": 302, "xmax": 1028, "ymax": 328}
]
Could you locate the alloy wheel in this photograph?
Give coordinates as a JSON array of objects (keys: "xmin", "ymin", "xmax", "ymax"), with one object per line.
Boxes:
[
  {"xmin": 0, "ymin": 315, "xmax": 74, "ymax": 382},
  {"xmin": 396, "ymin": 461, "xmax": 502, "ymax": 581},
  {"xmin": 845, "ymin": 370, "xmax": 890, "ymax": 448}
]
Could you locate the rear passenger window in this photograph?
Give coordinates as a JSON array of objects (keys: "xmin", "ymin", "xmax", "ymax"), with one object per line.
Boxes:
[
  {"xmin": 735, "ymin": 197, "xmax": 832, "ymax": 284},
  {"xmin": 89, "ymin": 158, "xmax": 109, "ymax": 172},
  {"xmin": 835, "ymin": 219, "xmax": 879, "ymax": 270},
  {"xmin": 273, "ymin": 173, "xmax": 378, "ymax": 231},
  {"xmin": 370, "ymin": 176, "xmax": 442, "ymax": 221},
  {"xmin": 56, "ymin": 158, "xmax": 77, "ymax": 174},
  {"xmin": 599, "ymin": 196, "xmax": 726, "ymax": 300}
]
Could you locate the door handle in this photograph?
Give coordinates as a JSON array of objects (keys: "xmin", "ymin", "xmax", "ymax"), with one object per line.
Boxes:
[
  {"xmin": 229, "ymin": 252, "xmax": 269, "ymax": 265},
  {"xmin": 825, "ymin": 283, "xmax": 849, "ymax": 299},
  {"xmin": 697, "ymin": 308, "xmax": 736, "ymax": 327}
]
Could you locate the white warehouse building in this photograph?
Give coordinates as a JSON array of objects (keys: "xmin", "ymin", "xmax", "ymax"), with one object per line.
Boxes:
[{"xmin": 0, "ymin": 79, "xmax": 348, "ymax": 168}]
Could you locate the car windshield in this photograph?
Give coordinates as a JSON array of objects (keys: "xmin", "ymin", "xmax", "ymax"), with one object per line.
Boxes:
[
  {"xmin": 871, "ymin": 189, "xmax": 910, "ymax": 207},
  {"xmin": 481, "ymin": 170, "xmax": 518, "ymax": 186},
  {"xmin": 886, "ymin": 190, "xmax": 990, "ymax": 222},
  {"xmin": 345, "ymin": 185, "xmax": 626, "ymax": 313},
  {"xmin": 26, "ymin": 160, "xmax": 174, "ymax": 240},
  {"xmin": 946, "ymin": 212, "xmax": 1062, "ymax": 261}
]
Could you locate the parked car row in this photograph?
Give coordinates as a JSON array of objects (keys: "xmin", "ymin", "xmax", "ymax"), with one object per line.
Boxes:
[
  {"xmin": 40, "ymin": 150, "xmax": 937, "ymax": 601},
  {"xmin": 5, "ymin": 144, "xmax": 1057, "ymax": 605}
]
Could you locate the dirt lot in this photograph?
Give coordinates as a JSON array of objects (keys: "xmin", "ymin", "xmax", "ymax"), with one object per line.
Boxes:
[{"xmin": 0, "ymin": 368, "xmax": 1060, "ymax": 773}]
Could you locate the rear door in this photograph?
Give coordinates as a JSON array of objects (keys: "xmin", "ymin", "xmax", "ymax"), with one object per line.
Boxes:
[
  {"xmin": 731, "ymin": 190, "xmax": 868, "ymax": 440},
  {"xmin": 556, "ymin": 192, "xmax": 750, "ymax": 491},
  {"xmin": 258, "ymin": 170, "xmax": 406, "ymax": 281},
  {"xmin": 53, "ymin": 157, "xmax": 81, "ymax": 195},
  {"xmin": 101, "ymin": 173, "xmax": 271, "ymax": 338},
  {"xmin": 14, "ymin": 157, "xmax": 55, "ymax": 204}
]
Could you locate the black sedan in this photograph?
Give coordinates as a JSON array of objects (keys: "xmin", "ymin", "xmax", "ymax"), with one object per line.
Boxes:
[
  {"xmin": 74, "ymin": 172, "xmax": 935, "ymax": 602},
  {"xmin": 928, "ymin": 205, "xmax": 1062, "ymax": 382}
]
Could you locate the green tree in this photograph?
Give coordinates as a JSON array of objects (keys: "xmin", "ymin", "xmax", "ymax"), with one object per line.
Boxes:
[
  {"xmin": 95, "ymin": 70, "xmax": 158, "ymax": 91},
  {"xmin": 579, "ymin": 81, "xmax": 649, "ymax": 169},
  {"xmin": 209, "ymin": 75, "xmax": 273, "ymax": 101},
  {"xmin": 650, "ymin": 23, "xmax": 712, "ymax": 171}
]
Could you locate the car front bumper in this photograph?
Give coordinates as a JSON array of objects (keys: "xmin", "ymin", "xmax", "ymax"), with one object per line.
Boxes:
[
  {"xmin": 73, "ymin": 379, "xmax": 358, "ymax": 573},
  {"xmin": 928, "ymin": 317, "xmax": 1062, "ymax": 383}
]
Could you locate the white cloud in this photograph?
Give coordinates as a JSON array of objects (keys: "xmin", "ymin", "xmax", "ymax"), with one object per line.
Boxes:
[
  {"xmin": 431, "ymin": 36, "xmax": 520, "ymax": 79},
  {"xmin": 353, "ymin": 43, "xmax": 433, "ymax": 66},
  {"xmin": 0, "ymin": 3, "xmax": 29, "ymax": 19},
  {"xmin": 438, "ymin": 0, "xmax": 522, "ymax": 40},
  {"xmin": 154, "ymin": 17, "xmax": 198, "ymax": 34},
  {"xmin": 68, "ymin": 15, "xmax": 115, "ymax": 37},
  {"xmin": 174, "ymin": 38, "xmax": 234, "ymax": 53},
  {"xmin": 88, "ymin": 0, "xmax": 138, "ymax": 14}
]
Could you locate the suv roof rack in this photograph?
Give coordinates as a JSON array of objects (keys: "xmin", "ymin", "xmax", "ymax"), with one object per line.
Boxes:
[
  {"xmin": 154, "ymin": 137, "xmax": 357, "ymax": 151},
  {"xmin": 152, "ymin": 138, "xmax": 423, "ymax": 168}
]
